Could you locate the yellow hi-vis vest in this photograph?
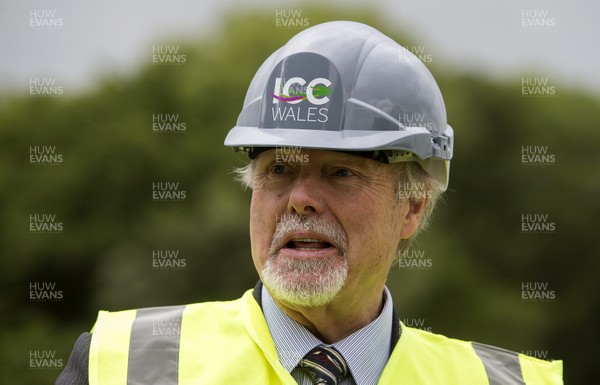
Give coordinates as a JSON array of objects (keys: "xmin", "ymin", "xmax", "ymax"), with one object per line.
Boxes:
[{"xmin": 89, "ymin": 289, "xmax": 563, "ymax": 385}]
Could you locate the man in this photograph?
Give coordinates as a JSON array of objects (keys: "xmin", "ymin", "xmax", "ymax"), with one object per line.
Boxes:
[{"xmin": 57, "ymin": 21, "xmax": 562, "ymax": 384}]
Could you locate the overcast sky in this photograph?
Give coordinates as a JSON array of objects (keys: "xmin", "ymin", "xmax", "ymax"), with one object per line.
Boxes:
[{"xmin": 1, "ymin": 0, "xmax": 599, "ymax": 95}]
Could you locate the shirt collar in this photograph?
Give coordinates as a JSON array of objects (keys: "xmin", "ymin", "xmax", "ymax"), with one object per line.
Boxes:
[{"xmin": 262, "ymin": 285, "xmax": 394, "ymax": 385}]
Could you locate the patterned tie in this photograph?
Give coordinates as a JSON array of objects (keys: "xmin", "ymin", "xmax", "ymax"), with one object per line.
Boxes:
[{"xmin": 299, "ymin": 346, "xmax": 349, "ymax": 385}]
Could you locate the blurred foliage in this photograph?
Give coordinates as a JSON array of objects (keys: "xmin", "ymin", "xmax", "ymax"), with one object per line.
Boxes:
[{"xmin": 1, "ymin": 4, "xmax": 598, "ymax": 384}]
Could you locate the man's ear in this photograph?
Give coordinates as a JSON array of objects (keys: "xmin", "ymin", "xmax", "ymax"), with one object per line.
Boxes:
[{"xmin": 399, "ymin": 199, "xmax": 429, "ymax": 239}]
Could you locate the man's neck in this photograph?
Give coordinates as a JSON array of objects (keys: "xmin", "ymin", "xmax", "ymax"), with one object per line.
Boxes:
[{"xmin": 269, "ymin": 286, "xmax": 386, "ymax": 343}]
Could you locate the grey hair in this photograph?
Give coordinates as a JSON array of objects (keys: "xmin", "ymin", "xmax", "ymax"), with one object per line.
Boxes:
[
  {"xmin": 233, "ymin": 161, "xmax": 255, "ymax": 191},
  {"xmin": 233, "ymin": 159, "xmax": 443, "ymax": 258},
  {"xmin": 391, "ymin": 161, "xmax": 444, "ymax": 257}
]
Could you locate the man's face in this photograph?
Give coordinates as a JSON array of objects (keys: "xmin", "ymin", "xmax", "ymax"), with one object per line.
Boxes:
[{"xmin": 250, "ymin": 149, "xmax": 419, "ymax": 309}]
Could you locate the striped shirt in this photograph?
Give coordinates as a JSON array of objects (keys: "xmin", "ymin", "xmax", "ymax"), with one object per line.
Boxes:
[{"xmin": 262, "ymin": 286, "xmax": 393, "ymax": 385}]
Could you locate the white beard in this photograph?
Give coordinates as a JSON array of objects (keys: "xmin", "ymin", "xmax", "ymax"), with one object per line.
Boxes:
[
  {"xmin": 261, "ymin": 215, "xmax": 348, "ymax": 307},
  {"xmin": 262, "ymin": 253, "xmax": 348, "ymax": 307}
]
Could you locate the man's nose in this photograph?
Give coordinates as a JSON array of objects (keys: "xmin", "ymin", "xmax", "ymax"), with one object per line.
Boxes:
[{"xmin": 287, "ymin": 173, "xmax": 324, "ymax": 215}]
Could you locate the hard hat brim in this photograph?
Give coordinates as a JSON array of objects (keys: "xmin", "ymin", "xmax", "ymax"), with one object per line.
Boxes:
[
  {"xmin": 224, "ymin": 125, "xmax": 451, "ymax": 190},
  {"xmin": 226, "ymin": 125, "xmax": 437, "ymax": 159}
]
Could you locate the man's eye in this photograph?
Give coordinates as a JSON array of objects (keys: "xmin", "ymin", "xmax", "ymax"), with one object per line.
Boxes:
[
  {"xmin": 270, "ymin": 164, "xmax": 286, "ymax": 174},
  {"xmin": 334, "ymin": 168, "xmax": 353, "ymax": 177}
]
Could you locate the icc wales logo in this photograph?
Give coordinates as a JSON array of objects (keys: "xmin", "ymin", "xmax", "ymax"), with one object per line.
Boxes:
[
  {"xmin": 270, "ymin": 77, "xmax": 332, "ymax": 123},
  {"xmin": 271, "ymin": 77, "xmax": 332, "ymax": 105}
]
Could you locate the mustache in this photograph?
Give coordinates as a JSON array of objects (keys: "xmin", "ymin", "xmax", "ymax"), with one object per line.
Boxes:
[{"xmin": 268, "ymin": 214, "xmax": 348, "ymax": 257}]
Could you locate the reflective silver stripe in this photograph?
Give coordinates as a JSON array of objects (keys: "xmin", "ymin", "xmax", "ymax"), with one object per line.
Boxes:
[
  {"xmin": 127, "ymin": 305, "xmax": 185, "ymax": 385},
  {"xmin": 472, "ymin": 342, "xmax": 526, "ymax": 385}
]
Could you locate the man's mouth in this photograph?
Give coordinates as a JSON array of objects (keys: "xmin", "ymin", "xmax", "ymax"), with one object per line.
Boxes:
[
  {"xmin": 277, "ymin": 233, "xmax": 341, "ymax": 259},
  {"xmin": 286, "ymin": 238, "xmax": 334, "ymax": 250},
  {"xmin": 268, "ymin": 215, "xmax": 347, "ymax": 259}
]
